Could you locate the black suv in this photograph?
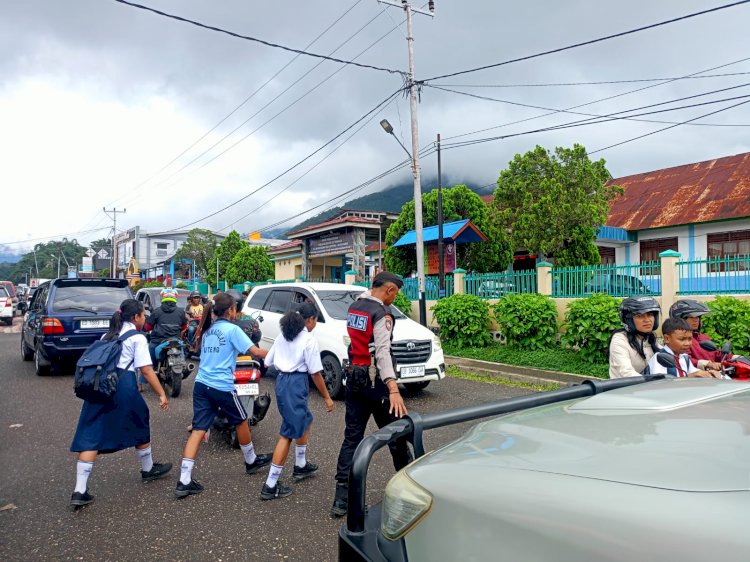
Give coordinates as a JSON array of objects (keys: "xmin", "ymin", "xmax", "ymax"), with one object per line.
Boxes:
[{"xmin": 21, "ymin": 278, "xmax": 133, "ymax": 375}]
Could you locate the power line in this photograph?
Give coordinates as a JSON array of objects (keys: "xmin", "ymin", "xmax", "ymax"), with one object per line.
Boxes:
[
  {"xmin": 106, "ymin": 0, "xmax": 366, "ymax": 207},
  {"xmin": 112, "ymin": 0, "xmax": 403, "ymax": 76},
  {"xmin": 421, "ymin": 0, "xmax": 750, "ymax": 82},
  {"xmin": 0, "ymin": 226, "xmax": 112, "ymax": 247}
]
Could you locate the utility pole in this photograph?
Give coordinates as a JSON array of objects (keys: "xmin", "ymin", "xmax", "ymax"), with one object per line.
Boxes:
[
  {"xmin": 103, "ymin": 207, "xmax": 126, "ymax": 278},
  {"xmin": 437, "ymin": 133, "xmax": 445, "ymax": 298},
  {"xmin": 379, "ymin": 0, "xmax": 434, "ymax": 325}
]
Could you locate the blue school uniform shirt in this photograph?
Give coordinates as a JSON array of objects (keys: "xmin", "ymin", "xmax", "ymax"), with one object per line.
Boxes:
[{"xmin": 196, "ymin": 319, "xmax": 253, "ymax": 392}]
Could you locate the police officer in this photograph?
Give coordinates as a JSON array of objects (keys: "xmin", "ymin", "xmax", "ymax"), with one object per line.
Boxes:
[{"xmin": 331, "ymin": 271, "xmax": 412, "ymax": 518}]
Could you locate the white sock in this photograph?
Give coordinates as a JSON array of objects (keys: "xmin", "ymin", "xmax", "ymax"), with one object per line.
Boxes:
[
  {"xmin": 180, "ymin": 458, "xmax": 195, "ymax": 485},
  {"xmin": 75, "ymin": 461, "xmax": 94, "ymax": 494},
  {"xmin": 295, "ymin": 444, "xmax": 307, "ymax": 468},
  {"xmin": 136, "ymin": 446, "xmax": 153, "ymax": 472},
  {"xmin": 240, "ymin": 441, "xmax": 257, "ymax": 465},
  {"xmin": 264, "ymin": 463, "xmax": 283, "ymax": 488}
]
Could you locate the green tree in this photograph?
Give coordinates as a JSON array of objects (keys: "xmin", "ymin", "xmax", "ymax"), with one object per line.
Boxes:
[
  {"xmin": 384, "ymin": 184, "xmax": 512, "ymax": 276},
  {"xmin": 174, "ymin": 228, "xmax": 218, "ymax": 280},
  {"xmin": 225, "ymin": 245, "xmax": 274, "ymax": 285},
  {"xmin": 214, "ymin": 230, "xmax": 245, "ymax": 284},
  {"xmin": 493, "ymin": 144, "xmax": 622, "ymax": 266},
  {"xmin": 11, "ymin": 238, "xmax": 88, "ymax": 281}
]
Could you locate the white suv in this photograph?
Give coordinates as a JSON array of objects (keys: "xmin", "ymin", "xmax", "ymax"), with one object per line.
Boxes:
[{"xmin": 241, "ymin": 282, "xmax": 445, "ymax": 398}]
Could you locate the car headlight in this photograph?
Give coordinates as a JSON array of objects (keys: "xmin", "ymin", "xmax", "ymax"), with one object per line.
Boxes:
[
  {"xmin": 343, "ymin": 335, "xmax": 351, "ymax": 346},
  {"xmin": 432, "ymin": 337, "xmax": 442, "ymax": 351},
  {"xmin": 381, "ymin": 470, "xmax": 433, "ymax": 541}
]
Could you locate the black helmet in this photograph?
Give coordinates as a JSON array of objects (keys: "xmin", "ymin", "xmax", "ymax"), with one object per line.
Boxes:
[
  {"xmin": 620, "ymin": 296, "xmax": 661, "ymax": 333},
  {"xmin": 669, "ymin": 299, "xmax": 710, "ymax": 319},
  {"xmin": 189, "ymin": 290, "xmax": 201, "ymax": 299},
  {"xmin": 225, "ymin": 288, "xmax": 244, "ymax": 312}
]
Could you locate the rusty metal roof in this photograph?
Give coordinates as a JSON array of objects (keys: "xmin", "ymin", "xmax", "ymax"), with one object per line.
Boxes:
[{"xmin": 606, "ymin": 152, "xmax": 750, "ymax": 231}]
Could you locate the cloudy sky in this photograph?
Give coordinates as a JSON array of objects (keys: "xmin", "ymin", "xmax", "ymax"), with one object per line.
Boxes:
[{"xmin": 2, "ymin": 0, "xmax": 749, "ymax": 253}]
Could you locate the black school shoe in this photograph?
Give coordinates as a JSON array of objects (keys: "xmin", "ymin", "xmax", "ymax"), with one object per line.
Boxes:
[
  {"xmin": 175, "ymin": 479, "xmax": 204, "ymax": 498},
  {"xmin": 70, "ymin": 490, "xmax": 95, "ymax": 507},
  {"xmin": 245, "ymin": 453, "xmax": 272, "ymax": 475},
  {"xmin": 141, "ymin": 462, "xmax": 173, "ymax": 482},
  {"xmin": 260, "ymin": 481, "xmax": 293, "ymax": 501},
  {"xmin": 292, "ymin": 462, "xmax": 319, "ymax": 481}
]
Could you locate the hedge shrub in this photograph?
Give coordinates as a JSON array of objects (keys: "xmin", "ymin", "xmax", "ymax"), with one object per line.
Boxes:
[
  {"xmin": 702, "ymin": 295, "xmax": 750, "ymax": 355},
  {"xmin": 492, "ymin": 293, "xmax": 558, "ymax": 350},
  {"xmin": 431, "ymin": 294, "xmax": 491, "ymax": 348},
  {"xmin": 561, "ymin": 293, "xmax": 621, "ymax": 363},
  {"xmin": 393, "ymin": 292, "xmax": 412, "ymax": 316}
]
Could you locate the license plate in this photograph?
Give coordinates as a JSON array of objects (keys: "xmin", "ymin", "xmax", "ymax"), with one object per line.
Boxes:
[
  {"xmin": 400, "ymin": 365, "xmax": 425, "ymax": 379},
  {"xmin": 80, "ymin": 319, "xmax": 109, "ymax": 329},
  {"xmin": 235, "ymin": 383, "xmax": 259, "ymax": 396}
]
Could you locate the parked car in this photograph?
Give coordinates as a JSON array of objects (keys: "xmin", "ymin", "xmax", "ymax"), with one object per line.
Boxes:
[
  {"xmin": 0, "ymin": 280, "xmax": 18, "ymax": 314},
  {"xmin": 339, "ymin": 377, "xmax": 750, "ymax": 561},
  {"xmin": 241, "ymin": 282, "xmax": 446, "ymax": 398},
  {"xmin": 134, "ymin": 287, "xmax": 191, "ymax": 317},
  {"xmin": 0, "ymin": 286, "xmax": 14, "ymax": 325},
  {"xmin": 584, "ymin": 272, "xmax": 653, "ymax": 296},
  {"xmin": 477, "ymin": 279, "xmax": 515, "ymax": 298},
  {"xmin": 21, "ymin": 278, "xmax": 133, "ymax": 375}
]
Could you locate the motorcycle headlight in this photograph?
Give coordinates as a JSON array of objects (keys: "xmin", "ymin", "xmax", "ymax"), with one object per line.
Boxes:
[{"xmin": 381, "ymin": 470, "xmax": 433, "ymax": 541}]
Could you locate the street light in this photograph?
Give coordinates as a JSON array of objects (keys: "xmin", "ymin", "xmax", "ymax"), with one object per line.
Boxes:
[{"xmin": 380, "ymin": 119, "xmax": 412, "ymax": 160}]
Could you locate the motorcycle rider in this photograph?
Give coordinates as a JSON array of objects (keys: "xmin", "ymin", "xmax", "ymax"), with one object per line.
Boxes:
[
  {"xmin": 185, "ymin": 291, "xmax": 204, "ymax": 348},
  {"xmin": 608, "ymin": 296, "xmax": 661, "ymax": 378},
  {"xmin": 331, "ymin": 271, "xmax": 412, "ymax": 518},
  {"xmin": 144, "ymin": 287, "xmax": 188, "ymax": 370},
  {"xmin": 669, "ymin": 299, "xmax": 733, "ymax": 371}
]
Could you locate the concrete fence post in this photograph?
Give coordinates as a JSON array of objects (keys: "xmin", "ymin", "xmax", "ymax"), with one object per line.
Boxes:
[
  {"xmin": 453, "ymin": 268, "xmax": 466, "ymax": 295},
  {"xmin": 344, "ymin": 270, "xmax": 358, "ymax": 286},
  {"xmin": 536, "ymin": 261, "xmax": 553, "ymax": 296},
  {"xmin": 659, "ymin": 250, "xmax": 681, "ymax": 315}
]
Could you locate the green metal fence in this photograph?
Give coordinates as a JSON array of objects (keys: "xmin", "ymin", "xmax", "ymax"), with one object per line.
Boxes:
[
  {"xmin": 306, "ymin": 278, "xmax": 345, "ymax": 284},
  {"xmin": 465, "ymin": 270, "xmax": 538, "ymax": 299},
  {"xmin": 677, "ymin": 255, "xmax": 750, "ymax": 294},
  {"xmin": 551, "ymin": 262, "xmax": 661, "ymax": 298}
]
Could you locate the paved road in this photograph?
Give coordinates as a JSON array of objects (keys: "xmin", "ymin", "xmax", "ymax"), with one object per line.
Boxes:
[{"xmin": 0, "ymin": 330, "xmax": 533, "ymax": 562}]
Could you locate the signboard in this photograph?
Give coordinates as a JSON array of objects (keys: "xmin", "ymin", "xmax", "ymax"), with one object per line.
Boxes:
[
  {"xmin": 97, "ymin": 249, "xmax": 109, "ymax": 259},
  {"xmin": 81, "ymin": 257, "xmax": 93, "ymax": 273},
  {"xmin": 67, "ymin": 266, "xmax": 77, "ymax": 279},
  {"xmin": 85, "ymin": 248, "xmax": 95, "ymax": 257},
  {"xmin": 427, "ymin": 242, "xmax": 456, "ymax": 275},
  {"xmin": 308, "ymin": 231, "xmax": 354, "ymax": 258}
]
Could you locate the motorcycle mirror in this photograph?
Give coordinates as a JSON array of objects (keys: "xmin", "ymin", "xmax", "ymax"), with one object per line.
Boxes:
[
  {"xmin": 721, "ymin": 341, "xmax": 733, "ymax": 355},
  {"xmin": 656, "ymin": 352, "xmax": 677, "ymax": 369},
  {"xmin": 699, "ymin": 340, "xmax": 718, "ymax": 352}
]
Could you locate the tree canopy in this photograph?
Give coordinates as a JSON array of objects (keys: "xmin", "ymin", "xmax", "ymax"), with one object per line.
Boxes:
[
  {"xmin": 493, "ymin": 144, "xmax": 621, "ymax": 266},
  {"xmin": 174, "ymin": 228, "xmax": 218, "ymax": 279},
  {"xmin": 384, "ymin": 184, "xmax": 513, "ymax": 275},
  {"xmin": 225, "ymin": 245, "xmax": 275, "ymax": 285},
  {"xmin": 9, "ymin": 238, "xmax": 89, "ymax": 282},
  {"xmin": 214, "ymin": 230, "xmax": 245, "ymax": 283}
]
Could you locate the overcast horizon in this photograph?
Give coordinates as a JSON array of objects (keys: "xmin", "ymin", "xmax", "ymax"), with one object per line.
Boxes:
[{"xmin": 2, "ymin": 0, "xmax": 750, "ymax": 254}]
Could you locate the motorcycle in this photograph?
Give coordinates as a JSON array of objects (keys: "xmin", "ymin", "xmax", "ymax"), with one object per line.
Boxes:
[
  {"xmin": 155, "ymin": 338, "xmax": 194, "ymax": 398},
  {"xmin": 699, "ymin": 340, "xmax": 750, "ymax": 380}
]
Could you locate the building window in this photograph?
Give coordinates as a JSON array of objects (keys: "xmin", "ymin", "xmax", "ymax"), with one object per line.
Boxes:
[
  {"xmin": 639, "ymin": 237, "xmax": 678, "ymax": 264},
  {"xmin": 597, "ymin": 246, "xmax": 616, "ymax": 264},
  {"xmin": 707, "ymin": 230, "xmax": 750, "ymax": 271}
]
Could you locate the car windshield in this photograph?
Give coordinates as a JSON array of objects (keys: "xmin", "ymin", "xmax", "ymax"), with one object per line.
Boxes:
[
  {"xmin": 52, "ymin": 285, "xmax": 131, "ymax": 313},
  {"xmin": 316, "ymin": 290, "xmax": 406, "ymax": 320}
]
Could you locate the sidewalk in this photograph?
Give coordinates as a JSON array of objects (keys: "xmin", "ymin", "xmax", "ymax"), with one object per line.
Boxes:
[{"xmin": 445, "ymin": 355, "xmax": 600, "ymax": 387}]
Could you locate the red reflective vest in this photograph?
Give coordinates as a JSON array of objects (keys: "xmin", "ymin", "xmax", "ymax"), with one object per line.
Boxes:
[{"xmin": 346, "ymin": 297, "xmax": 393, "ymax": 367}]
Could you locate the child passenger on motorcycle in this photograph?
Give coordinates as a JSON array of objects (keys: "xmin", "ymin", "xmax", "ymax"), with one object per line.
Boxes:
[
  {"xmin": 185, "ymin": 291, "xmax": 204, "ymax": 347},
  {"xmin": 646, "ymin": 318, "xmax": 722, "ymax": 378},
  {"xmin": 668, "ymin": 299, "xmax": 735, "ymax": 371},
  {"xmin": 260, "ymin": 303, "xmax": 334, "ymax": 500},
  {"xmin": 175, "ymin": 292, "xmax": 272, "ymax": 498}
]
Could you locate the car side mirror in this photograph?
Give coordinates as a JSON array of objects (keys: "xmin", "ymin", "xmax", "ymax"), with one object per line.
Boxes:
[
  {"xmin": 258, "ymin": 315, "xmax": 264, "ymax": 323},
  {"xmin": 656, "ymin": 352, "xmax": 677, "ymax": 369},
  {"xmin": 699, "ymin": 340, "xmax": 718, "ymax": 352}
]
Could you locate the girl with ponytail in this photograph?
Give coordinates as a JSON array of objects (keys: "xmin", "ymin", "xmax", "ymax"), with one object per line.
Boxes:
[{"xmin": 69, "ymin": 298, "xmax": 172, "ymax": 508}]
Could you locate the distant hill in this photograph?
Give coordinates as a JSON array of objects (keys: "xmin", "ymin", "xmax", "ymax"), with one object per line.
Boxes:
[
  {"xmin": 269, "ymin": 179, "xmax": 494, "ymax": 238},
  {"xmin": 0, "ymin": 245, "xmax": 22, "ymax": 264}
]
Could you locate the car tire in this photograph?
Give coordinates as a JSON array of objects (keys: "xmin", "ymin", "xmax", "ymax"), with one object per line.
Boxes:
[
  {"xmin": 21, "ymin": 336, "xmax": 33, "ymax": 361},
  {"xmin": 34, "ymin": 348, "xmax": 51, "ymax": 376},
  {"xmin": 322, "ymin": 354, "xmax": 344, "ymax": 400},
  {"xmin": 401, "ymin": 380, "xmax": 430, "ymax": 395}
]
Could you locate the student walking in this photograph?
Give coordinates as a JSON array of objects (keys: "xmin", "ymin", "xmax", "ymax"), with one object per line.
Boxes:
[
  {"xmin": 69, "ymin": 299, "xmax": 172, "ymax": 508},
  {"xmin": 175, "ymin": 292, "xmax": 272, "ymax": 498},
  {"xmin": 260, "ymin": 303, "xmax": 334, "ymax": 500}
]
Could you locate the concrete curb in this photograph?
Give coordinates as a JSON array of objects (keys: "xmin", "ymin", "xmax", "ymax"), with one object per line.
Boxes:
[{"xmin": 445, "ymin": 355, "xmax": 602, "ymax": 387}]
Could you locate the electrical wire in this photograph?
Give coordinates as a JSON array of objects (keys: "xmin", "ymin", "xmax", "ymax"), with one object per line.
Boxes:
[
  {"xmin": 112, "ymin": 0, "xmax": 403, "ymax": 76},
  {"xmin": 0, "ymin": 226, "xmax": 113, "ymax": 247},
  {"xmin": 421, "ymin": 1, "xmax": 750, "ymax": 82}
]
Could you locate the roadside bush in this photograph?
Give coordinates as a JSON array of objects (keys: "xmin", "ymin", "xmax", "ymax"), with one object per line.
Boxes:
[
  {"xmin": 393, "ymin": 291, "xmax": 412, "ymax": 316},
  {"xmin": 702, "ymin": 295, "xmax": 750, "ymax": 355},
  {"xmin": 492, "ymin": 293, "xmax": 558, "ymax": 351},
  {"xmin": 561, "ymin": 294, "xmax": 621, "ymax": 363},
  {"xmin": 432, "ymin": 294, "xmax": 491, "ymax": 348}
]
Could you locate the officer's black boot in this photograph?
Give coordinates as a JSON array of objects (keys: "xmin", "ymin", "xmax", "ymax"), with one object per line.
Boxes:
[{"xmin": 331, "ymin": 482, "xmax": 348, "ymax": 518}]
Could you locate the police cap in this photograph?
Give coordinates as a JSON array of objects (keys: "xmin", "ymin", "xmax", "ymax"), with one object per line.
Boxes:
[{"xmin": 372, "ymin": 271, "xmax": 403, "ymax": 289}]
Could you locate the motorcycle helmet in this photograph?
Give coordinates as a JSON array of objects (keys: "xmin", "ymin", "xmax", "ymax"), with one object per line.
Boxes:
[
  {"xmin": 189, "ymin": 290, "xmax": 202, "ymax": 299},
  {"xmin": 160, "ymin": 287, "xmax": 178, "ymax": 303},
  {"xmin": 225, "ymin": 288, "xmax": 244, "ymax": 312},
  {"xmin": 669, "ymin": 299, "xmax": 710, "ymax": 319},
  {"xmin": 619, "ymin": 296, "xmax": 661, "ymax": 333}
]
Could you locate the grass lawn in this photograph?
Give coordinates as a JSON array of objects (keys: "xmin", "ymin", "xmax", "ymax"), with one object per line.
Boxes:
[
  {"xmin": 444, "ymin": 342, "xmax": 610, "ymax": 379},
  {"xmin": 446, "ymin": 365, "xmax": 562, "ymax": 391}
]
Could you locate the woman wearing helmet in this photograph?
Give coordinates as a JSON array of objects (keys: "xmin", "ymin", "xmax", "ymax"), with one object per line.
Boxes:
[
  {"xmin": 608, "ymin": 296, "xmax": 661, "ymax": 378},
  {"xmin": 669, "ymin": 299, "xmax": 725, "ymax": 371}
]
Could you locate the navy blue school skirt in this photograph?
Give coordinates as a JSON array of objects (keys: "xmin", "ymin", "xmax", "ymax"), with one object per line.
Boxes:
[
  {"xmin": 275, "ymin": 371, "xmax": 312, "ymax": 440},
  {"xmin": 70, "ymin": 368, "xmax": 150, "ymax": 453}
]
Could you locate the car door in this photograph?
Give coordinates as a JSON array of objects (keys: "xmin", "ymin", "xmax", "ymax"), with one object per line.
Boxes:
[
  {"xmin": 26, "ymin": 283, "xmax": 49, "ymax": 350},
  {"xmin": 257, "ymin": 288, "xmax": 293, "ymax": 348}
]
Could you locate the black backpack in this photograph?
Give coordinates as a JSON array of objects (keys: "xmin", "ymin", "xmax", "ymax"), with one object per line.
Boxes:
[{"xmin": 74, "ymin": 330, "xmax": 139, "ymax": 403}]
